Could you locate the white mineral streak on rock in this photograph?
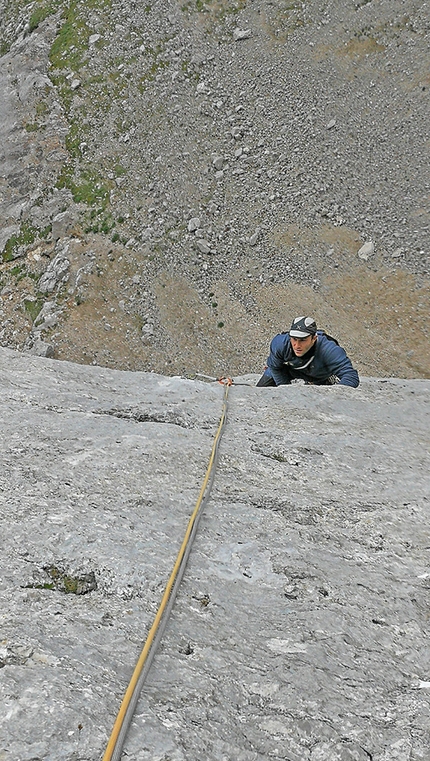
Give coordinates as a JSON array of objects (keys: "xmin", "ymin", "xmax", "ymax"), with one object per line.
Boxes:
[{"xmin": 266, "ymin": 638, "xmax": 308, "ymax": 654}]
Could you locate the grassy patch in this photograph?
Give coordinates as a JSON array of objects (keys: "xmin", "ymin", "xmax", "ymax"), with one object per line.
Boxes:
[
  {"xmin": 84, "ymin": 209, "xmax": 116, "ymax": 234},
  {"xmin": 40, "ymin": 224, "xmax": 52, "ymax": 239},
  {"xmin": 10, "ymin": 264, "xmax": 25, "ymax": 277},
  {"xmin": 36, "ymin": 99, "xmax": 49, "ymax": 117},
  {"xmin": 49, "ymin": 0, "xmax": 90, "ymax": 73},
  {"xmin": 56, "ymin": 164, "xmax": 111, "ymax": 207},
  {"xmin": 114, "ymin": 163, "xmax": 127, "ymax": 178},
  {"xmin": 49, "ymin": 0, "xmax": 111, "ymax": 109},
  {"xmin": 29, "ymin": 0, "xmax": 61, "ymax": 32},
  {"xmin": 24, "ymin": 298, "xmax": 44, "ymax": 322},
  {"xmin": 2, "ymin": 222, "xmax": 38, "ymax": 262}
]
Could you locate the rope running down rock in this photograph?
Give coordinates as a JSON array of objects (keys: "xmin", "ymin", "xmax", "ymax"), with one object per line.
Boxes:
[{"xmin": 102, "ymin": 379, "xmax": 231, "ymax": 761}]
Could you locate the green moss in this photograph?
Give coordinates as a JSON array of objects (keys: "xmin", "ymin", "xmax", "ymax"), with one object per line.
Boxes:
[
  {"xmin": 100, "ymin": 216, "xmax": 115, "ymax": 234},
  {"xmin": 269, "ymin": 452, "xmax": 288, "ymax": 462},
  {"xmin": 2, "ymin": 222, "xmax": 38, "ymax": 262},
  {"xmin": 24, "ymin": 298, "xmax": 44, "ymax": 322},
  {"xmin": 36, "ymin": 100, "xmax": 49, "ymax": 117},
  {"xmin": 41, "ymin": 224, "xmax": 52, "ymax": 239},
  {"xmin": 81, "ymin": 205, "xmax": 115, "ymax": 233},
  {"xmin": 29, "ymin": 0, "xmax": 60, "ymax": 33},
  {"xmin": 39, "ymin": 565, "xmax": 98, "ymax": 594},
  {"xmin": 42, "ymin": 0, "xmax": 135, "ymax": 243}
]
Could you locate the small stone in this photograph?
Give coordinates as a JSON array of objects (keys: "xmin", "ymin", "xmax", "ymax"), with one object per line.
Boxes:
[
  {"xmin": 212, "ymin": 156, "xmax": 224, "ymax": 171},
  {"xmin": 51, "ymin": 211, "xmax": 76, "ymax": 242},
  {"xmin": 358, "ymin": 241, "xmax": 374, "ymax": 260},
  {"xmin": 188, "ymin": 217, "xmax": 201, "ymax": 232},
  {"xmin": 38, "ymin": 254, "xmax": 70, "ymax": 293},
  {"xmin": 326, "ymin": 119, "xmax": 336, "ymax": 130},
  {"xmin": 40, "ymin": 314, "xmax": 58, "ymax": 329},
  {"xmin": 233, "ymin": 28, "xmax": 252, "ymax": 41},
  {"xmin": 0, "ymin": 225, "xmax": 19, "ymax": 254},
  {"xmin": 70, "ymin": 79, "xmax": 81, "ymax": 91},
  {"xmin": 141, "ymin": 228, "xmax": 153, "ymax": 242},
  {"xmin": 28, "ymin": 339, "xmax": 54, "ymax": 358},
  {"xmin": 89, "ymin": 34, "xmax": 101, "ymax": 45},
  {"xmin": 196, "ymin": 239, "xmax": 210, "ymax": 254},
  {"xmin": 249, "ymin": 231, "xmax": 259, "ymax": 246}
]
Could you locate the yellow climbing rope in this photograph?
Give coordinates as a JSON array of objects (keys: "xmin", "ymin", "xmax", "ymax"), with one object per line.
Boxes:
[{"xmin": 102, "ymin": 379, "xmax": 231, "ymax": 761}]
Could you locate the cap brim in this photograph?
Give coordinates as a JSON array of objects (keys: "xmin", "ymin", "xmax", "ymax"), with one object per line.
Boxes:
[{"xmin": 290, "ymin": 330, "xmax": 312, "ymax": 337}]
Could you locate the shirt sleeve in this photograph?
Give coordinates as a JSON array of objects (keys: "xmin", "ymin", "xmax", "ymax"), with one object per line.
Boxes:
[
  {"xmin": 266, "ymin": 334, "xmax": 292, "ymax": 386},
  {"xmin": 322, "ymin": 340, "xmax": 360, "ymax": 387}
]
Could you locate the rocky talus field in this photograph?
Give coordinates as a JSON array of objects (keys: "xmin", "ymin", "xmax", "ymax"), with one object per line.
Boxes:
[{"xmin": 0, "ymin": 0, "xmax": 428, "ymax": 379}]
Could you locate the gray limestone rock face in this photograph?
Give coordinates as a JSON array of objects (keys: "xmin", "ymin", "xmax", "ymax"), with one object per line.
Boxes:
[
  {"xmin": 0, "ymin": 348, "xmax": 429, "ymax": 760},
  {"xmin": 38, "ymin": 251, "xmax": 70, "ymax": 293}
]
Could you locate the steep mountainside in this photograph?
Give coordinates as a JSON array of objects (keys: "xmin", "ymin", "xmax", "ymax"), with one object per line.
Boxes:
[{"xmin": 0, "ymin": 0, "xmax": 428, "ymax": 379}]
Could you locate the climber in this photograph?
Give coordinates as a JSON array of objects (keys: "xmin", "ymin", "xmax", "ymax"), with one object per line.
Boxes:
[{"xmin": 256, "ymin": 316, "xmax": 359, "ymax": 388}]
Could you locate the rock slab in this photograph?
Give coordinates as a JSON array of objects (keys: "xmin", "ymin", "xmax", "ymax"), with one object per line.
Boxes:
[{"xmin": 0, "ymin": 348, "xmax": 429, "ymax": 760}]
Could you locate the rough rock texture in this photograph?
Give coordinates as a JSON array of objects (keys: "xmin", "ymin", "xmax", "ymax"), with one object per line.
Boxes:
[
  {"xmin": 1, "ymin": 346, "xmax": 429, "ymax": 760},
  {"xmin": 0, "ymin": 0, "xmax": 429, "ymax": 379}
]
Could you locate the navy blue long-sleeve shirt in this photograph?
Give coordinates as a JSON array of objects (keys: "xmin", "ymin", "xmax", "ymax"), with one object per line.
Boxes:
[{"xmin": 265, "ymin": 331, "xmax": 359, "ymax": 387}]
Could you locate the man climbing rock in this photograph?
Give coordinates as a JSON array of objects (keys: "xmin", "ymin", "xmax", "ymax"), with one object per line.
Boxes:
[{"xmin": 257, "ymin": 316, "xmax": 359, "ymax": 387}]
